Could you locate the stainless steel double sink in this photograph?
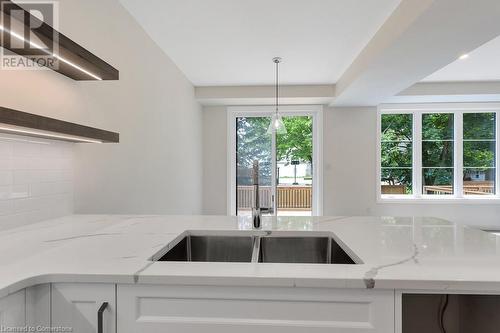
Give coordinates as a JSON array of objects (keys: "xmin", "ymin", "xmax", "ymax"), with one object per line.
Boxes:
[{"xmin": 151, "ymin": 231, "xmax": 360, "ymax": 264}]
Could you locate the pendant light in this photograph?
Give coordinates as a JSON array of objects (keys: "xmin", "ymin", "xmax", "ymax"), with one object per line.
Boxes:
[{"xmin": 267, "ymin": 57, "xmax": 287, "ymax": 135}]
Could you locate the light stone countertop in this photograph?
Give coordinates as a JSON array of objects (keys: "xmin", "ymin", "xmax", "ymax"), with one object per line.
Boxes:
[{"xmin": 1, "ymin": 214, "xmax": 499, "ymax": 298}]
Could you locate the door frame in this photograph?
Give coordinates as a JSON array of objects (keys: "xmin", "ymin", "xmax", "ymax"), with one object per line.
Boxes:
[{"xmin": 227, "ymin": 105, "xmax": 323, "ymax": 216}]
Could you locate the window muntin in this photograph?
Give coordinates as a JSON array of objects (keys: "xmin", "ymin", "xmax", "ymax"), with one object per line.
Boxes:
[
  {"xmin": 463, "ymin": 113, "xmax": 496, "ymax": 196},
  {"xmin": 379, "ymin": 109, "xmax": 499, "ymax": 200},
  {"xmin": 422, "ymin": 113, "xmax": 454, "ymax": 195},
  {"xmin": 380, "ymin": 114, "xmax": 413, "ymax": 195}
]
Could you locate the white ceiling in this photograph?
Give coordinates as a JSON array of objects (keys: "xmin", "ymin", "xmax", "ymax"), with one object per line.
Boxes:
[
  {"xmin": 119, "ymin": 0, "xmax": 401, "ymax": 86},
  {"xmin": 423, "ymin": 35, "xmax": 500, "ymax": 82}
]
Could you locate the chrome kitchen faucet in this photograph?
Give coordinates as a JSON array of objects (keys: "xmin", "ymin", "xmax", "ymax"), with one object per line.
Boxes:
[{"xmin": 252, "ymin": 160, "xmax": 272, "ymax": 229}]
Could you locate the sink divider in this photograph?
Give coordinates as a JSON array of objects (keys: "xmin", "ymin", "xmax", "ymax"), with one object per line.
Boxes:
[
  {"xmin": 186, "ymin": 236, "xmax": 192, "ymax": 261},
  {"xmin": 326, "ymin": 237, "xmax": 332, "ymax": 264}
]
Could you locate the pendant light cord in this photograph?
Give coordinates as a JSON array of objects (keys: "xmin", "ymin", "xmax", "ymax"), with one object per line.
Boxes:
[{"xmin": 275, "ymin": 58, "xmax": 279, "ymax": 116}]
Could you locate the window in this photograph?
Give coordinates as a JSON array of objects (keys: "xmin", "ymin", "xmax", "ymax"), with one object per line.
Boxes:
[
  {"xmin": 379, "ymin": 107, "xmax": 499, "ymax": 200},
  {"xmin": 463, "ymin": 113, "xmax": 496, "ymax": 196},
  {"xmin": 380, "ymin": 114, "xmax": 413, "ymax": 195},
  {"xmin": 422, "ymin": 113, "xmax": 454, "ymax": 195}
]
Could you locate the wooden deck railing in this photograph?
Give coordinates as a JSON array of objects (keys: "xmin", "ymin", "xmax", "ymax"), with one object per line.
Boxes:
[
  {"xmin": 381, "ymin": 185, "xmax": 407, "ymax": 194},
  {"xmin": 424, "ymin": 183, "xmax": 494, "ymax": 195},
  {"xmin": 382, "ymin": 182, "xmax": 495, "ymax": 195},
  {"xmin": 237, "ymin": 186, "xmax": 312, "ymax": 211},
  {"xmin": 277, "ymin": 186, "xmax": 312, "ymax": 210}
]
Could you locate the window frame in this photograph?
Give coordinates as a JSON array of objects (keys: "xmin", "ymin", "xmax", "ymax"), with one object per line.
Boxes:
[{"xmin": 377, "ymin": 103, "xmax": 500, "ymax": 203}]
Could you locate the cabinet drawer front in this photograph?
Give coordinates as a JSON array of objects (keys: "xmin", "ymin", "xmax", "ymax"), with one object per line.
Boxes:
[{"xmin": 118, "ymin": 285, "xmax": 394, "ymax": 333}]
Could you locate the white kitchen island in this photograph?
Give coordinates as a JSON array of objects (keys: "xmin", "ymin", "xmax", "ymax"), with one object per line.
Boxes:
[{"xmin": 0, "ymin": 214, "xmax": 499, "ymax": 333}]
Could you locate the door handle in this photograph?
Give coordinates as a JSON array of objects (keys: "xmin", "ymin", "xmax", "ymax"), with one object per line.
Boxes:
[{"xmin": 97, "ymin": 302, "xmax": 109, "ymax": 333}]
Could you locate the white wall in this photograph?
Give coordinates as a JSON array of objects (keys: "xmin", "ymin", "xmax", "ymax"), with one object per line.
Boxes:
[
  {"xmin": 0, "ymin": 0, "xmax": 203, "ymax": 217},
  {"xmin": 202, "ymin": 106, "xmax": 228, "ymax": 214},
  {"xmin": 202, "ymin": 105, "xmax": 500, "ymax": 226}
]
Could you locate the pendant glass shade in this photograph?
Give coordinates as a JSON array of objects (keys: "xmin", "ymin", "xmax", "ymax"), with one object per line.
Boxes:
[
  {"xmin": 268, "ymin": 57, "xmax": 286, "ymax": 135},
  {"xmin": 267, "ymin": 114, "xmax": 287, "ymax": 135}
]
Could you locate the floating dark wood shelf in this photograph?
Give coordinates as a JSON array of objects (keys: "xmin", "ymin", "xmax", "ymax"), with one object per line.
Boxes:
[
  {"xmin": 0, "ymin": 106, "xmax": 119, "ymax": 143},
  {"xmin": 0, "ymin": 0, "xmax": 119, "ymax": 81}
]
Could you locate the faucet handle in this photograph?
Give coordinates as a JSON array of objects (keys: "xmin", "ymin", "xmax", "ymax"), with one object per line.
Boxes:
[{"xmin": 260, "ymin": 207, "xmax": 274, "ymax": 214}]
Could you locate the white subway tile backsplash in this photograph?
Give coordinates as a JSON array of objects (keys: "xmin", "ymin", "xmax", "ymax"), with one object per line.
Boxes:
[
  {"xmin": 30, "ymin": 181, "xmax": 73, "ymax": 197},
  {"xmin": 12, "ymin": 141, "xmax": 48, "ymax": 157},
  {"xmin": 13, "ymin": 197, "xmax": 44, "ymax": 213},
  {"xmin": 0, "ymin": 141, "xmax": 12, "ymax": 156},
  {"xmin": 0, "ymin": 157, "xmax": 12, "ymax": 170},
  {"xmin": 12, "ymin": 170, "xmax": 35, "ymax": 184},
  {"xmin": 13, "ymin": 170, "xmax": 65, "ymax": 184},
  {"xmin": 0, "ymin": 133, "xmax": 74, "ymax": 231},
  {"xmin": 0, "ymin": 171, "xmax": 12, "ymax": 186},
  {"xmin": 0, "ymin": 185, "xmax": 29, "ymax": 200},
  {"xmin": 0, "ymin": 200, "xmax": 13, "ymax": 216},
  {"xmin": 10, "ymin": 184, "xmax": 30, "ymax": 199},
  {"xmin": 0, "ymin": 185, "xmax": 11, "ymax": 200}
]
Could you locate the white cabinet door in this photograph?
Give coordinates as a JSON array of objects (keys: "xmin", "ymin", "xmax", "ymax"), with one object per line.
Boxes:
[
  {"xmin": 52, "ymin": 283, "xmax": 116, "ymax": 333},
  {"xmin": 118, "ymin": 284, "xmax": 394, "ymax": 333},
  {"xmin": 0, "ymin": 290, "xmax": 26, "ymax": 330},
  {"xmin": 26, "ymin": 284, "xmax": 50, "ymax": 327}
]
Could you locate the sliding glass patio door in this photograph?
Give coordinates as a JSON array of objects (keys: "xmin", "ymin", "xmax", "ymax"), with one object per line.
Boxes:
[
  {"xmin": 232, "ymin": 108, "xmax": 320, "ymax": 217},
  {"xmin": 236, "ymin": 116, "xmax": 275, "ymax": 216},
  {"xmin": 275, "ymin": 115, "xmax": 313, "ymax": 216}
]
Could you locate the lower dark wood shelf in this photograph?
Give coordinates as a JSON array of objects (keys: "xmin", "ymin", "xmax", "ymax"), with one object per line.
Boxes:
[{"xmin": 0, "ymin": 106, "xmax": 119, "ymax": 143}]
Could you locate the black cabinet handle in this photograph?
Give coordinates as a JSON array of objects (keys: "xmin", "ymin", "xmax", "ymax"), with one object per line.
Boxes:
[{"xmin": 97, "ymin": 302, "xmax": 109, "ymax": 333}]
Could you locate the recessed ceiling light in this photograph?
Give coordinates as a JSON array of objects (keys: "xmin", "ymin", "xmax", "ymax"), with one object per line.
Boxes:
[{"xmin": 458, "ymin": 54, "xmax": 469, "ymax": 60}]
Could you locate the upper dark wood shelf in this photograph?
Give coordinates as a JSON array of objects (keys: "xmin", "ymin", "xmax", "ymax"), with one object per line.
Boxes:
[
  {"xmin": 0, "ymin": 0, "xmax": 119, "ymax": 81},
  {"xmin": 0, "ymin": 106, "xmax": 119, "ymax": 143}
]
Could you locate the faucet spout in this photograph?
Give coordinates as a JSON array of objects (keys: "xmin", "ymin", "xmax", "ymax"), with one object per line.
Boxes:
[
  {"xmin": 252, "ymin": 160, "xmax": 261, "ymax": 229},
  {"xmin": 252, "ymin": 160, "xmax": 271, "ymax": 229}
]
